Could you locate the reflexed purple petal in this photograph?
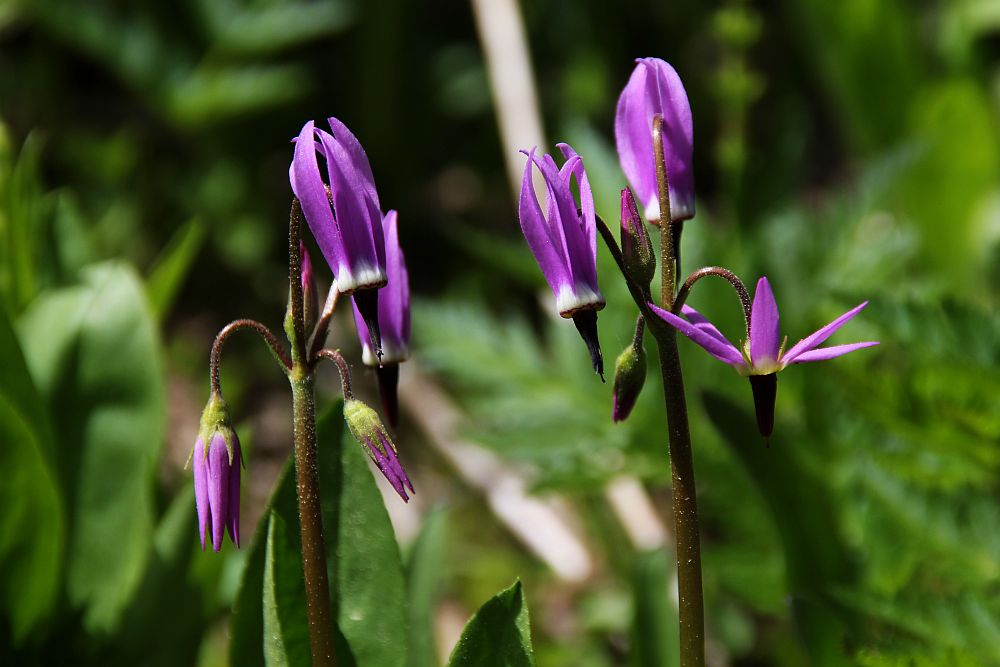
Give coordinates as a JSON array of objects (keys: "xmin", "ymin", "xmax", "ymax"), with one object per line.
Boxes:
[
  {"xmin": 649, "ymin": 303, "xmax": 743, "ymax": 366},
  {"xmin": 206, "ymin": 434, "xmax": 230, "ymax": 552},
  {"xmin": 518, "ymin": 148, "xmax": 570, "ymax": 293},
  {"xmin": 192, "ymin": 437, "xmax": 209, "ymax": 551},
  {"xmin": 291, "ymin": 121, "xmax": 343, "ymax": 273},
  {"xmin": 615, "ymin": 58, "xmax": 695, "ymax": 222},
  {"xmin": 680, "ymin": 304, "xmax": 735, "ymax": 348},
  {"xmin": 556, "ymin": 142, "xmax": 599, "ymax": 289},
  {"xmin": 788, "ymin": 341, "xmax": 879, "ymax": 363},
  {"xmin": 783, "ymin": 301, "xmax": 870, "ymax": 363},
  {"xmin": 227, "ymin": 439, "xmax": 242, "ymax": 548},
  {"xmin": 316, "ymin": 130, "xmax": 384, "ymax": 291},
  {"xmin": 325, "ymin": 117, "xmax": 380, "ymax": 209},
  {"xmin": 749, "ymin": 277, "xmax": 781, "ymax": 366}
]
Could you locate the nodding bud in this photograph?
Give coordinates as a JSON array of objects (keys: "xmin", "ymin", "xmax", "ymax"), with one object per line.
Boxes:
[
  {"xmin": 191, "ymin": 393, "xmax": 243, "ymax": 552},
  {"xmin": 748, "ymin": 373, "xmax": 777, "ymax": 438},
  {"xmin": 344, "ymin": 399, "xmax": 413, "ymax": 501},
  {"xmin": 612, "ymin": 341, "xmax": 647, "ymax": 423},
  {"xmin": 620, "ymin": 188, "xmax": 655, "ymax": 287},
  {"xmin": 352, "ymin": 288, "xmax": 383, "ymax": 360},
  {"xmin": 301, "ymin": 241, "xmax": 319, "ymax": 334},
  {"xmin": 572, "ymin": 310, "xmax": 604, "ymax": 381}
]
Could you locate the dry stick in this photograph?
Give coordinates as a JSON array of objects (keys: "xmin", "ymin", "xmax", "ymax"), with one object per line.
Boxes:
[
  {"xmin": 287, "ymin": 200, "xmax": 337, "ymax": 667},
  {"xmin": 652, "ymin": 114, "xmax": 705, "ymax": 667}
]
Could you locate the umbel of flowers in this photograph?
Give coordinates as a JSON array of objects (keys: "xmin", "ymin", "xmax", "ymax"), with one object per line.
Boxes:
[
  {"xmin": 515, "ymin": 58, "xmax": 878, "ymax": 667},
  {"xmin": 190, "ymin": 117, "xmax": 413, "ymax": 667}
]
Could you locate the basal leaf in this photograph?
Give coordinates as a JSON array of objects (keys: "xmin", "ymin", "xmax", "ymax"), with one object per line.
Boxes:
[
  {"xmin": 17, "ymin": 261, "xmax": 165, "ymax": 632},
  {"xmin": 0, "ymin": 306, "xmax": 63, "ymax": 642},
  {"xmin": 447, "ymin": 580, "xmax": 534, "ymax": 667}
]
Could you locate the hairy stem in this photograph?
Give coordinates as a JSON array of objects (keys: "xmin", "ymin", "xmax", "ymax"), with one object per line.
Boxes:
[
  {"xmin": 287, "ymin": 199, "xmax": 336, "ymax": 667},
  {"xmin": 652, "ymin": 329, "xmax": 704, "ymax": 667},
  {"xmin": 210, "ymin": 319, "xmax": 291, "ymax": 394},
  {"xmin": 315, "ymin": 348, "xmax": 355, "ymax": 401},
  {"xmin": 290, "ymin": 372, "xmax": 336, "ymax": 667},
  {"xmin": 653, "ymin": 114, "xmax": 705, "ymax": 667}
]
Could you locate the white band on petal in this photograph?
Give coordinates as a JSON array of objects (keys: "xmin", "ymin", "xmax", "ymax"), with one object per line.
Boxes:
[
  {"xmin": 557, "ymin": 283, "xmax": 606, "ymax": 318},
  {"xmin": 362, "ymin": 341, "xmax": 409, "ymax": 367},
  {"xmin": 337, "ymin": 262, "xmax": 388, "ymax": 294}
]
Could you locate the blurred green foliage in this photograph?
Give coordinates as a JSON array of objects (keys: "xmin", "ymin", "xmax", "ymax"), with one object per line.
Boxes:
[{"xmin": 2, "ymin": 0, "xmax": 1000, "ymax": 664}]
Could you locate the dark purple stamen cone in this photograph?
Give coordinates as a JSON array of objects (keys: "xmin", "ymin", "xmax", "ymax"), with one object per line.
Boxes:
[
  {"xmin": 572, "ymin": 310, "xmax": 604, "ymax": 381},
  {"xmin": 353, "ymin": 288, "xmax": 383, "ymax": 360},
  {"xmin": 749, "ymin": 373, "xmax": 777, "ymax": 437},
  {"xmin": 376, "ymin": 364, "xmax": 400, "ymax": 428}
]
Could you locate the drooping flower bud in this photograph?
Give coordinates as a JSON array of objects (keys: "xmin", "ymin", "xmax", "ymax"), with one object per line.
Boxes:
[
  {"xmin": 615, "ymin": 58, "xmax": 695, "ymax": 223},
  {"xmin": 301, "ymin": 241, "xmax": 319, "ymax": 334},
  {"xmin": 344, "ymin": 399, "xmax": 414, "ymax": 501},
  {"xmin": 619, "ymin": 188, "xmax": 655, "ymax": 288},
  {"xmin": 191, "ymin": 393, "xmax": 242, "ymax": 552},
  {"xmin": 612, "ymin": 339, "xmax": 647, "ymax": 423}
]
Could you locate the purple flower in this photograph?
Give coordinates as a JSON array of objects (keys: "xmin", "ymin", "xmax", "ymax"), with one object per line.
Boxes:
[
  {"xmin": 290, "ymin": 118, "xmax": 386, "ymax": 354},
  {"xmin": 352, "ymin": 210, "xmax": 410, "ymax": 426},
  {"xmin": 649, "ymin": 277, "xmax": 879, "ymax": 435},
  {"xmin": 519, "ymin": 143, "xmax": 606, "ymax": 378},
  {"xmin": 344, "ymin": 399, "xmax": 414, "ymax": 501},
  {"xmin": 615, "ymin": 58, "xmax": 694, "ymax": 223},
  {"xmin": 191, "ymin": 395, "xmax": 242, "ymax": 551}
]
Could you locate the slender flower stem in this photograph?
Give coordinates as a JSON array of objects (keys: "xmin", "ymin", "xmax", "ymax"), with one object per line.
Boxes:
[
  {"xmin": 314, "ymin": 348, "xmax": 355, "ymax": 401},
  {"xmin": 653, "ymin": 113, "xmax": 705, "ymax": 667},
  {"xmin": 674, "ymin": 267, "xmax": 753, "ymax": 337},
  {"xmin": 287, "ymin": 199, "xmax": 337, "ymax": 667},
  {"xmin": 309, "ymin": 284, "xmax": 341, "ymax": 361},
  {"xmin": 653, "ymin": 115, "xmax": 675, "ymax": 308},
  {"xmin": 210, "ymin": 319, "xmax": 291, "ymax": 394}
]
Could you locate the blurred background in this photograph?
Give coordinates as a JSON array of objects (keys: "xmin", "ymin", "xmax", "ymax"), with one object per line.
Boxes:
[{"xmin": 2, "ymin": 0, "xmax": 1000, "ymax": 664}]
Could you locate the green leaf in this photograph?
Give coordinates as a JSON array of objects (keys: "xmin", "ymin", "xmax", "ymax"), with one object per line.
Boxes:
[
  {"xmin": 229, "ymin": 401, "xmax": 407, "ymax": 667},
  {"xmin": 263, "ymin": 509, "xmax": 312, "ymax": 667},
  {"xmin": 17, "ymin": 261, "xmax": 165, "ymax": 632},
  {"xmin": 407, "ymin": 509, "xmax": 449, "ymax": 667},
  {"xmin": 321, "ymin": 404, "xmax": 409, "ymax": 667},
  {"xmin": 146, "ymin": 218, "xmax": 205, "ymax": 322},
  {"xmin": 447, "ymin": 580, "xmax": 534, "ymax": 667},
  {"xmin": 631, "ymin": 549, "xmax": 679, "ymax": 667},
  {"xmin": 0, "ymin": 306, "xmax": 63, "ymax": 642},
  {"xmin": 0, "ymin": 132, "xmax": 46, "ymax": 315},
  {"xmin": 230, "ymin": 461, "xmax": 297, "ymax": 667}
]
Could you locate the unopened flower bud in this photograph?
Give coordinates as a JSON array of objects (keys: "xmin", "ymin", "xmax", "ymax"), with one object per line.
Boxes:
[
  {"xmin": 344, "ymin": 399, "xmax": 414, "ymax": 501},
  {"xmin": 191, "ymin": 393, "xmax": 242, "ymax": 552},
  {"xmin": 620, "ymin": 188, "xmax": 655, "ymax": 288},
  {"xmin": 301, "ymin": 241, "xmax": 319, "ymax": 334},
  {"xmin": 612, "ymin": 340, "xmax": 647, "ymax": 423}
]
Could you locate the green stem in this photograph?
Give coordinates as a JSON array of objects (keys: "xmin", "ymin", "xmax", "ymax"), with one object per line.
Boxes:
[
  {"xmin": 290, "ymin": 372, "xmax": 336, "ymax": 667},
  {"xmin": 652, "ymin": 328, "xmax": 704, "ymax": 667},
  {"xmin": 287, "ymin": 199, "xmax": 337, "ymax": 667},
  {"xmin": 653, "ymin": 113, "xmax": 705, "ymax": 666}
]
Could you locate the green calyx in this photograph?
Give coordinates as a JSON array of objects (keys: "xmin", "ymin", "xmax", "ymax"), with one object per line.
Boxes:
[
  {"xmin": 613, "ymin": 342, "xmax": 647, "ymax": 414},
  {"xmin": 196, "ymin": 392, "xmax": 239, "ymax": 465},
  {"xmin": 344, "ymin": 399, "xmax": 394, "ymax": 457}
]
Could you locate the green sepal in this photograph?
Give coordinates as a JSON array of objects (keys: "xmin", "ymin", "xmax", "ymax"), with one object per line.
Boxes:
[
  {"xmin": 196, "ymin": 392, "xmax": 239, "ymax": 465},
  {"xmin": 344, "ymin": 398, "xmax": 396, "ymax": 460}
]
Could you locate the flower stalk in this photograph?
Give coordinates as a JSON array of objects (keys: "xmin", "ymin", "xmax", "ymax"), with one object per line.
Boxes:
[{"xmin": 287, "ymin": 202, "xmax": 337, "ymax": 667}]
